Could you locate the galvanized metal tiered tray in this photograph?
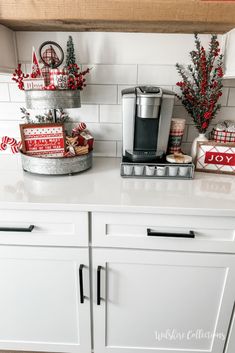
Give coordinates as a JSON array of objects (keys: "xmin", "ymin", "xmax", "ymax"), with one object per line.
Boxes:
[
  {"xmin": 20, "ymin": 151, "xmax": 92, "ymax": 176},
  {"xmin": 121, "ymin": 161, "xmax": 195, "ymax": 179},
  {"xmin": 21, "ymin": 89, "xmax": 91, "ymax": 176},
  {"xmin": 25, "ymin": 90, "xmax": 81, "ymax": 109}
]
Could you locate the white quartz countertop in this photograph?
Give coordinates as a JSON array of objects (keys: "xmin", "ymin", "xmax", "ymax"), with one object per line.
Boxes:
[{"xmin": 0, "ymin": 155, "xmax": 235, "ymax": 216}]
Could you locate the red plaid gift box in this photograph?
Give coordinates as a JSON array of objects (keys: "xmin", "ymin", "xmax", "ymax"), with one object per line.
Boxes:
[{"xmin": 211, "ymin": 128, "xmax": 235, "ymax": 143}]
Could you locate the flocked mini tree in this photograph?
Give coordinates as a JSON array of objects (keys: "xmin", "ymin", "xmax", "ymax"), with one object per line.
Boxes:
[{"xmin": 66, "ymin": 36, "xmax": 77, "ymax": 75}]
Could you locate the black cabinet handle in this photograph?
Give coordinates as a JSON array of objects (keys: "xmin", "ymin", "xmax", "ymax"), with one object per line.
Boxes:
[
  {"xmin": 147, "ymin": 228, "xmax": 195, "ymax": 238},
  {"xmin": 79, "ymin": 264, "xmax": 85, "ymax": 304},
  {"xmin": 97, "ymin": 266, "xmax": 102, "ymax": 306},
  {"xmin": 0, "ymin": 225, "xmax": 34, "ymax": 232}
]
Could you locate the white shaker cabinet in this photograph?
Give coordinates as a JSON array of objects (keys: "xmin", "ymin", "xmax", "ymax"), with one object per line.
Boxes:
[
  {"xmin": 0, "ymin": 25, "xmax": 17, "ymax": 73},
  {"xmin": 92, "ymin": 248, "xmax": 235, "ymax": 353},
  {"xmin": 0, "ymin": 246, "xmax": 91, "ymax": 353}
]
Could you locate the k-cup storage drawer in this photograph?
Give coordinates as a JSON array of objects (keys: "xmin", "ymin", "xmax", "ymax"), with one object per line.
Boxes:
[
  {"xmin": 0, "ymin": 209, "xmax": 88, "ymax": 246},
  {"xmin": 92, "ymin": 212, "xmax": 235, "ymax": 253}
]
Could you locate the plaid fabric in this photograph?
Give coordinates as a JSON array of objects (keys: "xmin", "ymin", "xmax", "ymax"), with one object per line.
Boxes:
[
  {"xmin": 41, "ymin": 46, "xmax": 60, "ymax": 87},
  {"xmin": 41, "ymin": 66, "xmax": 50, "ymax": 86},
  {"xmin": 211, "ymin": 128, "xmax": 235, "ymax": 143},
  {"xmin": 42, "ymin": 46, "xmax": 60, "ymax": 67},
  {"xmin": 168, "ymin": 129, "xmax": 184, "ymax": 153},
  {"xmin": 168, "ymin": 146, "xmax": 182, "ymax": 153}
]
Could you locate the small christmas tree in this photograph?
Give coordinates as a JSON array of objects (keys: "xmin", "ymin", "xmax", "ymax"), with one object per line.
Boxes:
[
  {"xmin": 176, "ymin": 34, "xmax": 223, "ymax": 134},
  {"xmin": 66, "ymin": 36, "xmax": 77, "ymax": 75}
]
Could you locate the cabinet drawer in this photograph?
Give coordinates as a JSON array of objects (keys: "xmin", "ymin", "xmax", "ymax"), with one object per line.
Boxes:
[
  {"xmin": 92, "ymin": 212, "xmax": 235, "ymax": 253},
  {"xmin": 0, "ymin": 209, "xmax": 88, "ymax": 246}
]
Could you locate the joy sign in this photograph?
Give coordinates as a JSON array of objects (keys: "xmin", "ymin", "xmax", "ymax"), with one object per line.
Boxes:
[
  {"xmin": 196, "ymin": 142, "xmax": 235, "ymax": 175},
  {"xmin": 205, "ymin": 152, "xmax": 235, "ymax": 166}
]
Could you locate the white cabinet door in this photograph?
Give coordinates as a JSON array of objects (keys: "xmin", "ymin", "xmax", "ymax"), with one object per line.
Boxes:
[
  {"xmin": 225, "ymin": 304, "xmax": 235, "ymax": 353},
  {"xmin": 93, "ymin": 248, "xmax": 235, "ymax": 353},
  {"xmin": 0, "ymin": 25, "xmax": 17, "ymax": 73},
  {"xmin": 0, "ymin": 246, "xmax": 91, "ymax": 353}
]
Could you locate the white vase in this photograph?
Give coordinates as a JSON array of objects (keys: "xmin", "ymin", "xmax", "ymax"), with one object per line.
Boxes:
[{"xmin": 191, "ymin": 133, "xmax": 208, "ymax": 162}]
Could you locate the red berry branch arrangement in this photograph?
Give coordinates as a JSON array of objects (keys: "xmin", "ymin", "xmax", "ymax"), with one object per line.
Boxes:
[
  {"xmin": 67, "ymin": 64, "xmax": 90, "ymax": 90},
  {"xmin": 12, "ymin": 64, "xmax": 29, "ymax": 90},
  {"xmin": 176, "ymin": 34, "xmax": 223, "ymax": 134}
]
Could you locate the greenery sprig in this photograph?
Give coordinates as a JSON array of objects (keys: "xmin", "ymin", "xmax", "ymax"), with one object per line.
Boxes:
[{"xmin": 176, "ymin": 34, "xmax": 223, "ymax": 133}]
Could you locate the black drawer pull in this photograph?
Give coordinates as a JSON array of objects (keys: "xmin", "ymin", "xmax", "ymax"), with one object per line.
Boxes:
[
  {"xmin": 147, "ymin": 228, "xmax": 195, "ymax": 238},
  {"xmin": 0, "ymin": 225, "xmax": 34, "ymax": 232},
  {"xmin": 79, "ymin": 264, "xmax": 85, "ymax": 304},
  {"xmin": 97, "ymin": 266, "xmax": 102, "ymax": 306}
]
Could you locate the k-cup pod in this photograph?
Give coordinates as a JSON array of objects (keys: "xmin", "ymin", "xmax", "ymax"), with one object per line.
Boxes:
[
  {"xmin": 179, "ymin": 166, "xmax": 189, "ymax": 177},
  {"xmin": 156, "ymin": 166, "xmax": 166, "ymax": 176},
  {"xmin": 145, "ymin": 166, "xmax": 156, "ymax": 176},
  {"xmin": 134, "ymin": 165, "xmax": 144, "ymax": 176},
  {"xmin": 168, "ymin": 166, "xmax": 178, "ymax": 177},
  {"xmin": 123, "ymin": 165, "xmax": 133, "ymax": 176}
]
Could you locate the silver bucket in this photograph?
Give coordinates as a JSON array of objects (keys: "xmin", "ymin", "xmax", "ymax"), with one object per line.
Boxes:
[
  {"xmin": 25, "ymin": 90, "xmax": 81, "ymax": 109},
  {"xmin": 20, "ymin": 151, "xmax": 92, "ymax": 175}
]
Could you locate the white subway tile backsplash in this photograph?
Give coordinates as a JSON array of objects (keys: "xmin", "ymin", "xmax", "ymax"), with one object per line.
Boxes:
[
  {"xmin": 187, "ymin": 125, "xmax": 200, "ymax": 143},
  {"xmin": 0, "ymin": 83, "xmax": 10, "ymax": 101},
  {"xmin": 100, "ymin": 105, "xmax": 122, "ymax": 123},
  {"xmin": 0, "ymin": 102, "xmax": 23, "ymax": 120},
  {"xmin": 138, "ymin": 65, "xmax": 180, "ymax": 85},
  {"xmin": 84, "ymin": 65, "xmax": 137, "ymax": 85},
  {"xmin": 87, "ymin": 123, "xmax": 122, "ymax": 141},
  {"xmin": 215, "ymin": 106, "xmax": 235, "ymax": 122},
  {"xmin": 181, "ymin": 143, "xmax": 191, "ymax": 155},
  {"xmin": 173, "ymin": 105, "xmax": 191, "ymax": 122},
  {"xmin": 81, "ymin": 85, "xmax": 117, "ymax": 104},
  {"xmin": 9, "ymin": 84, "xmax": 25, "ymax": 102},
  {"xmin": 0, "ymin": 121, "xmax": 21, "ymax": 139},
  {"xmin": 93, "ymin": 141, "xmax": 117, "ymax": 157},
  {"xmin": 117, "ymin": 85, "xmax": 133, "ymax": 104},
  {"xmin": 223, "ymin": 79, "xmax": 235, "ymax": 88},
  {"xmin": 219, "ymin": 87, "xmax": 229, "ymax": 106},
  {"xmin": 182, "ymin": 125, "xmax": 188, "ymax": 143},
  {"xmin": 68, "ymin": 122, "xmax": 122, "ymax": 141},
  {"xmin": 66, "ymin": 105, "xmax": 99, "ymax": 123},
  {"xmin": 117, "ymin": 141, "xmax": 122, "ymax": 157},
  {"xmin": 227, "ymin": 88, "xmax": 235, "ymax": 106},
  {"xmin": 0, "ymin": 74, "xmax": 12, "ymax": 83}
]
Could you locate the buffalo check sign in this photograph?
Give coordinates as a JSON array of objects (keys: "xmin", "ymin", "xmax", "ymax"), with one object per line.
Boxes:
[{"xmin": 196, "ymin": 142, "xmax": 235, "ymax": 175}]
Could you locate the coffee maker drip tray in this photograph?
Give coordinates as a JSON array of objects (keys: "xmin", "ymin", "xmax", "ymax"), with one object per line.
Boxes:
[{"xmin": 125, "ymin": 149, "xmax": 164, "ymax": 163}]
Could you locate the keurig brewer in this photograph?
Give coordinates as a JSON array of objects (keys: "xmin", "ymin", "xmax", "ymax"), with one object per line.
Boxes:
[{"xmin": 122, "ymin": 86, "xmax": 175, "ymax": 162}]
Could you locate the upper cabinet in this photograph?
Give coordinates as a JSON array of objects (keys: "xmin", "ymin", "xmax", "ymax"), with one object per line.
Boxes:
[
  {"xmin": 223, "ymin": 29, "xmax": 235, "ymax": 79},
  {"xmin": 1, "ymin": 0, "xmax": 235, "ymax": 33},
  {"xmin": 0, "ymin": 25, "xmax": 17, "ymax": 73}
]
